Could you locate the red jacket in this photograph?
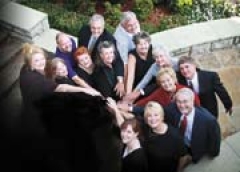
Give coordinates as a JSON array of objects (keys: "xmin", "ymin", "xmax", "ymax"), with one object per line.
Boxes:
[{"xmin": 136, "ymin": 84, "xmax": 200, "ymax": 107}]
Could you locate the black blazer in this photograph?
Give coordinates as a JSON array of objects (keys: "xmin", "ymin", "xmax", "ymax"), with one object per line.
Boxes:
[
  {"xmin": 92, "ymin": 63, "xmax": 122, "ymax": 101},
  {"xmin": 177, "ymin": 69, "xmax": 232, "ymax": 118},
  {"xmin": 78, "ymin": 25, "xmax": 124, "ymax": 77},
  {"xmin": 164, "ymin": 103, "xmax": 221, "ymax": 163}
]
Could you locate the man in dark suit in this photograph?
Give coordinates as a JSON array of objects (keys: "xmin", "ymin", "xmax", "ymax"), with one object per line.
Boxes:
[
  {"xmin": 78, "ymin": 13, "xmax": 120, "ymax": 63},
  {"xmin": 165, "ymin": 88, "xmax": 221, "ymax": 163},
  {"xmin": 177, "ymin": 56, "xmax": 233, "ymax": 118}
]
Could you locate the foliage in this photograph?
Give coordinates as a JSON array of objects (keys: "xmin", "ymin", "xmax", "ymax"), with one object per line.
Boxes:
[
  {"xmin": 133, "ymin": 0, "xmax": 154, "ymax": 20},
  {"xmin": 20, "ymin": 0, "xmax": 240, "ymax": 36},
  {"xmin": 158, "ymin": 15, "xmax": 189, "ymax": 31},
  {"xmin": 141, "ymin": 22, "xmax": 160, "ymax": 34},
  {"xmin": 20, "ymin": 0, "xmax": 89, "ymax": 36},
  {"xmin": 171, "ymin": 0, "xmax": 240, "ymax": 24},
  {"xmin": 104, "ymin": 2, "xmax": 122, "ymax": 33}
]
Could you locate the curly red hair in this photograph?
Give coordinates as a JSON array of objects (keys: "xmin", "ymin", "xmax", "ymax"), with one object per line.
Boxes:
[{"xmin": 73, "ymin": 46, "xmax": 89, "ymax": 62}]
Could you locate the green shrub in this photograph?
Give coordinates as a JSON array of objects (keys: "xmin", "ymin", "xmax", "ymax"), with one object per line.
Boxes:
[
  {"xmin": 158, "ymin": 14, "xmax": 189, "ymax": 31},
  {"xmin": 104, "ymin": 2, "xmax": 122, "ymax": 33},
  {"xmin": 141, "ymin": 22, "xmax": 160, "ymax": 34},
  {"xmin": 20, "ymin": 1, "xmax": 89, "ymax": 36},
  {"xmin": 133, "ymin": 0, "xmax": 154, "ymax": 21}
]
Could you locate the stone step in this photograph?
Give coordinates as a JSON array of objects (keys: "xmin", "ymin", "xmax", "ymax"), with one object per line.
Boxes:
[
  {"xmin": 0, "ymin": 80, "xmax": 22, "ymax": 132},
  {"xmin": 0, "ymin": 36, "xmax": 23, "ymax": 70},
  {"xmin": 0, "ymin": 46, "xmax": 24, "ymax": 99},
  {"xmin": 0, "ymin": 28, "xmax": 9, "ymax": 44},
  {"xmin": 0, "ymin": 2, "xmax": 49, "ymax": 42}
]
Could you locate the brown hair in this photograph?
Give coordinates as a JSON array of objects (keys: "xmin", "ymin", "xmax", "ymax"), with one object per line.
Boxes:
[
  {"xmin": 120, "ymin": 118, "xmax": 143, "ymax": 140},
  {"xmin": 132, "ymin": 31, "xmax": 151, "ymax": 45},
  {"xmin": 178, "ymin": 56, "xmax": 196, "ymax": 67}
]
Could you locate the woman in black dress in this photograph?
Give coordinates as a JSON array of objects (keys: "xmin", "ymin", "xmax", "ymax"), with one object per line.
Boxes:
[
  {"xmin": 107, "ymin": 97, "xmax": 148, "ymax": 172},
  {"xmin": 20, "ymin": 43, "xmax": 101, "ymax": 134},
  {"xmin": 143, "ymin": 101, "xmax": 191, "ymax": 172},
  {"xmin": 73, "ymin": 46, "xmax": 95, "ymax": 87}
]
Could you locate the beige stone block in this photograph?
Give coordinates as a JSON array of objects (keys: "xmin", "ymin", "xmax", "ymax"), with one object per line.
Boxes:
[{"xmin": 216, "ymin": 67, "xmax": 240, "ymax": 138}]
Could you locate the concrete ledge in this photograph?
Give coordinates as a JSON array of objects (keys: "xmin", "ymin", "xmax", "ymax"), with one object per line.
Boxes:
[
  {"xmin": 151, "ymin": 17, "xmax": 240, "ymax": 57},
  {"xmin": 0, "ymin": 2, "xmax": 49, "ymax": 42},
  {"xmin": 184, "ymin": 137, "xmax": 240, "ymax": 172},
  {"xmin": 33, "ymin": 28, "xmax": 78, "ymax": 54}
]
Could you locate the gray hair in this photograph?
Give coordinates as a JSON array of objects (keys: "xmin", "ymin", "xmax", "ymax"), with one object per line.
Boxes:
[
  {"xmin": 97, "ymin": 40, "xmax": 115, "ymax": 54},
  {"xmin": 120, "ymin": 11, "xmax": 137, "ymax": 25},
  {"xmin": 89, "ymin": 14, "xmax": 105, "ymax": 26},
  {"xmin": 152, "ymin": 46, "xmax": 171, "ymax": 60},
  {"xmin": 175, "ymin": 87, "xmax": 194, "ymax": 101}
]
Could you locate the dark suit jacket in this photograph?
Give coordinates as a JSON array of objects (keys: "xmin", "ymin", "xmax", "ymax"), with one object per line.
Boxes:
[
  {"xmin": 164, "ymin": 103, "xmax": 221, "ymax": 163},
  {"xmin": 177, "ymin": 69, "xmax": 232, "ymax": 118}
]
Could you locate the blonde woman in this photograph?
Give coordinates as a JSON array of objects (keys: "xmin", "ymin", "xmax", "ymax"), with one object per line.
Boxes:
[
  {"xmin": 20, "ymin": 43, "xmax": 101, "ymax": 118},
  {"xmin": 143, "ymin": 101, "xmax": 191, "ymax": 172},
  {"xmin": 135, "ymin": 67, "xmax": 200, "ymax": 107},
  {"xmin": 117, "ymin": 67, "xmax": 200, "ymax": 116}
]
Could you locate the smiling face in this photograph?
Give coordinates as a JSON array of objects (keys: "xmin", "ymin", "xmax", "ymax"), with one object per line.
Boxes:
[
  {"xmin": 154, "ymin": 51, "xmax": 171, "ymax": 67},
  {"xmin": 121, "ymin": 124, "xmax": 138, "ymax": 144},
  {"xmin": 31, "ymin": 53, "xmax": 46, "ymax": 72},
  {"xmin": 123, "ymin": 17, "xmax": 140, "ymax": 34},
  {"xmin": 144, "ymin": 102, "xmax": 165, "ymax": 131},
  {"xmin": 55, "ymin": 61, "xmax": 68, "ymax": 77},
  {"xmin": 158, "ymin": 73, "xmax": 176, "ymax": 92},
  {"xmin": 90, "ymin": 20, "xmax": 104, "ymax": 38},
  {"xmin": 175, "ymin": 89, "xmax": 194, "ymax": 115},
  {"xmin": 100, "ymin": 46, "xmax": 115, "ymax": 66},
  {"xmin": 76, "ymin": 53, "xmax": 93, "ymax": 69},
  {"xmin": 145, "ymin": 110, "xmax": 163, "ymax": 130},
  {"xmin": 57, "ymin": 34, "xmax": 72, "ymax": 53},
  {"xmin": 136, "ymin": 39, "xmax": 150, "ymax": 55},
  {"xmin": 179, "ymin": 62, "xmax": 196, "ymax": 80}
]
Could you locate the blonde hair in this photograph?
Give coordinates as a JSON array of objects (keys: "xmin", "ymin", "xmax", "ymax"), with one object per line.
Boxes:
[
  {"xmin": 21, "ymin": 43, "xmax": 46, "ymax": 69},
  {"xmin": 156, "ymin": 67, "xmax": 178, "ymax": 85},
  {"xmin": 144, "ymin": 101, "xmax": 165, "ymax": 120}
]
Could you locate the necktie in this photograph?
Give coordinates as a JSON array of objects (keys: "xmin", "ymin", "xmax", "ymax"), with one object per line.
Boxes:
[
  {"xmin": 179, "ymin": 114, "xmax": 187, "ymax": 136},
  {"xmin": 188, "ymin": 80, "xmax": 194, "ymax": 91}
]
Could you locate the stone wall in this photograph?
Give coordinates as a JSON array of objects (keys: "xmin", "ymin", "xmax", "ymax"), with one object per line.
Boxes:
[
  {"xmin": 150, "ymin": 17, "xmax": 240, "ymax": 59},
  {"xmin": 1, "ymin": 2, "xmax": 240, "ymax": 57},
  {"xmin": 0, "ymin": 2, "xmax": 49, "ymax": 42}
]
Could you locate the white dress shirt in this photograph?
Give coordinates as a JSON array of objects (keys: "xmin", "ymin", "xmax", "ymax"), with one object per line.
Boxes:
[{"xmin": 188, "ymin": 72, "xmax": 199, "ymax": 93}]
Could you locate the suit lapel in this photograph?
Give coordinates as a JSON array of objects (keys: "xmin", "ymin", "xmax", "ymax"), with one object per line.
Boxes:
[{"xmin": 190, "ymin": 109, "xmax": 201, "ymax": 145}]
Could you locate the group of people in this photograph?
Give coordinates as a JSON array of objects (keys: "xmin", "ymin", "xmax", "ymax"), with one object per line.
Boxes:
[{"xmin": 19, "ymin": 10, "xmax": 233, "ymax": 172}]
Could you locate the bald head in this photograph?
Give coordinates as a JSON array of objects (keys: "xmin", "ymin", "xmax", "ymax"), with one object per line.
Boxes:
[{"xmin": 56, "ymin": 32, "xmax": 72, "ymax": 53}]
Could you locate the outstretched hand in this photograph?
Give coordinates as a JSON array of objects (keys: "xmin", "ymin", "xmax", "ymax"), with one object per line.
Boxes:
[{"xmin": 225, "ymin": 107, "xmax": 233, "ymax": 116}]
